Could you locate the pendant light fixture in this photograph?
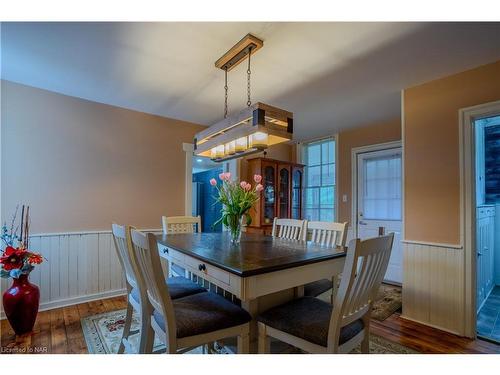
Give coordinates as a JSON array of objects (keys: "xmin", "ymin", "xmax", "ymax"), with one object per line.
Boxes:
[{"xmin": 194, "ymin": 34, "xmax": 293, "ymax": 162}]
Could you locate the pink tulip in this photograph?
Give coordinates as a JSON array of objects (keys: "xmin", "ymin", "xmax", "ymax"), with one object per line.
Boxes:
[
  {"xmin": 240, "ymin": 181, "xmax": 248, "ymax": 189},
  {"xmin": 210, "ymin": 178, "xmax": 217, "ymax": 186},
  {"xmin": 219, "ymin": 173, "xmax": 226, "ymax": 181},
  {"xmin": 256, "ymin": 183, "xmax": 264, "ymax": 192},
  {"xmin": 225, "ymin": 172, "xmax": 231, "ymax": 181},
  {"xmin": 245, "ymin": 182, "xmax": 252, "ymax": 191},
  {"xmin": 254, "ymin": 174, "xmax": 262, "ymax": 183}
]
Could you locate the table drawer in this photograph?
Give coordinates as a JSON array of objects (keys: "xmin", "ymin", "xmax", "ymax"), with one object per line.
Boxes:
[
  {"xmin": 184, "ymin": 255, "xmax": 231, "ymax": 285},
  {"xmin": 167, "ymin": 248, "xmax": 185, "ymax": 264}
]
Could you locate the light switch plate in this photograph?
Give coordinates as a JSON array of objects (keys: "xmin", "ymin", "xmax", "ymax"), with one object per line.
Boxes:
[{"xmin": 342, "ymin": 194, "xmax": 348, "ymax": 203}]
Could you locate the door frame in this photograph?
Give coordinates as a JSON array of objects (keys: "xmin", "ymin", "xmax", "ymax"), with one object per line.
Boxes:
[
  {"xmin": 459, "ymin": 99, "xmax": 500, "ymax": 338},
  {"xmin": 351, "ymin": 140, "xmax": 403, "ymax": 240}
]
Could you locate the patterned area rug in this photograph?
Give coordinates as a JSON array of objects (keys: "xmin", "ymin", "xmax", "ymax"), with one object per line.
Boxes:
[
  {"xmin": 81, "ymin": 309, "xmax": 417, "ymax": 354},
  {"xmin": 317, "ymin": 283, "xmax": 402, "ymax": 322},
  {"xmin": 371, "ymin": 284, "xmax": 402, "ymax": 321}
]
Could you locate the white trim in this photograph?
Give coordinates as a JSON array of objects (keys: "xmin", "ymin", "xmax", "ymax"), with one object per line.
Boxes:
[
  {"xmin": 401, "ymin": 239, "xmax": 463, "ymax": 249},
  {"xmin": 459, "ymin": 99, "xmax": 500, "ymax": 338},
  {"xmin": 350, "ymin": 140, "xmax": 402, "ymax": 239},
  {"xmin": 334, "ymin": 134, "xmax": 339, "ymax": 222},
  {"xmin": 0, "ymin": 289, "xmax": 127, "ymax": 320},
  {"xmin": 27, "ymin": 228, "xmax": 162, "ymax": 237},
  {"xmin": 401, "ymin": 89, "xmax": 406, "ymax": 255},
  {"xmin": 183, "ymin": 143, "xmax": 195, "ymax": 216}
]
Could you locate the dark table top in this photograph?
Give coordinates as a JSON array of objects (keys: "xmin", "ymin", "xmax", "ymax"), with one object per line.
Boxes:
[{"xmin": 156, "ymin": 232, "xmax": 346, "ymax": 277}]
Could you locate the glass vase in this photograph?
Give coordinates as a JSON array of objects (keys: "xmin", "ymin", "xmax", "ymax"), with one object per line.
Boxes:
[{"xmin": 228, "ymin": 215, "xmax": 243, "ymax": 245}]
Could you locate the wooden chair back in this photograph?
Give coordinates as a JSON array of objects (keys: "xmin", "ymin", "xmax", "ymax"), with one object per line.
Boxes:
[
  {"xmin": 162, "ymin": 215, "xmax": 201, "ymax": 234},
  {"xmin": 111, "ymin": 223, "xmax": 140, "ymax": 290},
  {"xmin": 307, "ymin": 221, "xmax": 348, "ymax": 248},
  {"xmin": 130, "ymin": 229, "xmax": 177, "ymax": 346},
  {"xmin": 328, "ymin": 233, "xmax": 394, "ymax": 350},
  {"xmin": 271, "ymin": 218, "xmax": 307, "ymax": 241}
]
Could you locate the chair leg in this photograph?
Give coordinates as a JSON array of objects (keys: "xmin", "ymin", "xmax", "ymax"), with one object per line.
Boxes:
[
  {"xmin": 237, "ymin": 331, "xmax": 250, "ymax": 354},
  {"xmin": 140, "ymin": 307, "xmax": 155, "ymax": 354},
  {"xmin": 361, "ymin": 315, "xmax": 371, "ymax": 354},
  {"xmin": 118, "ymin": 301, "xmax": 134, "ymax": 354},
  {"xmin": 258, "ymin": 323, "xmax": 270, "ymax": 354},
  {"xmin": 330, "ymin": 275, "xmax": 339, "ymax": 305}
]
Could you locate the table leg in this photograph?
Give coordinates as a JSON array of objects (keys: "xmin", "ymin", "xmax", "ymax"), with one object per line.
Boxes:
[
  {"xmin": 294, "ymin": 285, "xmax": 304, "ymax": 298},
  {"xmin": 241, "ymin": 299, "xmax": 259, "ymax": 353},
  {"xmin": 240, "ymin": 288, "xmax": 295, "ymax": 353}
]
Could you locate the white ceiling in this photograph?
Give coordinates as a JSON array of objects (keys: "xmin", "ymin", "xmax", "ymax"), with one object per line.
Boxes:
[{"xmin": 2, "ymin": 22, "xmax": 500, "ymax": 140}]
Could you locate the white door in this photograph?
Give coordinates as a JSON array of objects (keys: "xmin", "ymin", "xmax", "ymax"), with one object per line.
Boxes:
[{"xmin": 357, "ymin": 148, "xmax": 403, "ymax": 284}]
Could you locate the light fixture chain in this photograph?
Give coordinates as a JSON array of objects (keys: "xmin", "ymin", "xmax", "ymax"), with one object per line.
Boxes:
[
  {"xmin": 224, "ymin": 67, "xmax": 228, "ymax": 119},
  {"xmin": 247, "ymin": 47, "xmax": 252, "ymax": 107}
]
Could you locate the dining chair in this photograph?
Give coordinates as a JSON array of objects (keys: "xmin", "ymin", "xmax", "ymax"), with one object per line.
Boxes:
[
  {"xmin": 257, "ymin": 233, "xmax": 394, "ymax": 354},
  {"xmin": 162, "ymin": 215, "xmax": 202, "ymax": 234},
  {"xmin": 304, "ymin": 221, "xmax": 348, "ymax": 303},
  {"xmin": 271, "ymin": 218, "xmax": 307, "ymax": 241},
  {"xmin": 111, "ymin": 223, "xmax": 206, "ymax": 354},
  {"xmin": 162, "ymin": 215, "xmax": 201, "ymax": 277},
  {"xmin": 130, "ymin": 229, "xmax": 252, "ymax": 354}
]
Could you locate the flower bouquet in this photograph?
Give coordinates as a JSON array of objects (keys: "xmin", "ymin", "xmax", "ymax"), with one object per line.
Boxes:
[
  {"xmin": 211, "ymin": 172, "xmax": 263, "ymax": 244},
  {"xmin": 1, "ymin": 205, "xmax": 44, "ymax": 335}
]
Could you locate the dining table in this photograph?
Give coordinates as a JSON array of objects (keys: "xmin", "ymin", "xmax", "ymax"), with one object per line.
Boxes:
[{"xmin": 156, "ymin": 231, "xmax": 346, "ymax": 353}]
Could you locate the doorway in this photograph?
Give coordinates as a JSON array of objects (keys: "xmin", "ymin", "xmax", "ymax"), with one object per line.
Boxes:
[
  {"xmin": 460, "ymin": 99, "xmax": 500, "ymax": 339},
  {"xmin": 192, "ymin": 156, "xmax": 223, "ymax": 232},
  {"xmin": 352, "ymin": 142, "xmax": 403, "ymax": 284},
  {"xmin": 474, "ymin": 114, "xmax": 500, "ymax": 343}
]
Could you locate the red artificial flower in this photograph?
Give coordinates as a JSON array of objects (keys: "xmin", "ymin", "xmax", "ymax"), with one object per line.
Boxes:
[
  {"xmin": 0, "ymin": 246, "xmax": 27, "ymax": 271},
  {"xmin": 27, "ymin": 253, "xmax": 43, "ymax": 265}
]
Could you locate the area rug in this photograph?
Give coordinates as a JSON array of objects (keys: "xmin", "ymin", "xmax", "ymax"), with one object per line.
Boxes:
[
  {"xmin": 81, "ymin": 309, "xmax": 417, "ymax": 354},
  {"xmin": 317, "ymin": 283, "xmax": 402, "ymax": 322},
  {"xmin": 371, "ymin": 284, "xmax": 402, "ymax": 321}
]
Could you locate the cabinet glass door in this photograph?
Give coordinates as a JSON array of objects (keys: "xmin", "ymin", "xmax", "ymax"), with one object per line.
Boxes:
[
  {"xmin": 279, "ymin": 166, "xmax": 290, "ymax": 218},
  {"xmin": 263, "ymin": 164, "xmax": 276, "ymax": 224},
  {"xmin": 292, "ymin": 168, "xmax": 303, "ymax": 219}
]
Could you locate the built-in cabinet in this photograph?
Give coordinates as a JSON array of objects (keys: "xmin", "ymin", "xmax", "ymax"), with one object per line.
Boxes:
[
  {"xmin": 477, "ymin": 205, "xmax": 496, "ymax": 311},
  {"xmin": 245, "ymin": 157, "xmax": 304, "ymax": 235}
]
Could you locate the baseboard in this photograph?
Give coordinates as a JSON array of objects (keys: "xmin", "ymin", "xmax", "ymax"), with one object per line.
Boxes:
[
  {"xmin": 0, "ymin": 289, "xmax": 127, "ymax": 320},
  {"xmin": 399, "ymin": 314, "xmax": 462, "ymax": 337}
]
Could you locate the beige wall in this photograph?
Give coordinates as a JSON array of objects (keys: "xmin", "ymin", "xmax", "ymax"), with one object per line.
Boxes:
[
  {"xmin": 1, "ymin": 81, "xmax": 205, "ymax": 233},
  {"xmin": 337, "ymin": 119, "xmax": 402, "ymax": 225},
  {"xmin": 404, "ymin": 60, "xmax": 500, "ymax": 244}
]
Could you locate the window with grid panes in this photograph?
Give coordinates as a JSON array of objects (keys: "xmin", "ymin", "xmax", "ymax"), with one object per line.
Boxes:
[{"xmin": 302, "ymin": 138, "xmax": 335, "ymax": 221}]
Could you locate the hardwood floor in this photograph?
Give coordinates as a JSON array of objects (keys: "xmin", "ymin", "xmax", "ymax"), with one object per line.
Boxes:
[{"xmin": 1, "ymin": 295, "xmax": 500, "ymax": 354}]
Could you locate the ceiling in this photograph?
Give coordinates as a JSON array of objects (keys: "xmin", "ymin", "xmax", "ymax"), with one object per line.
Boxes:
[{"xmin": 2, "ymin": 22, "xmax": 500, "ymax": 141}]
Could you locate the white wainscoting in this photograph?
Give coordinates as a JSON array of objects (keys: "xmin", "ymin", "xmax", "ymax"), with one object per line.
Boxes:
[
  {"xmin": 402, "ymin": 241, "xmax": 465, "ymax": 336},
  {"xmin": 0, "ymin": 229, "xmax": 161, "ymax": 319}
]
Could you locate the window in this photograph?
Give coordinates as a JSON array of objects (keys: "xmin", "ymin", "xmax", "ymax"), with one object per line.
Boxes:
[
  {"xmin": 362, "ymin": 154, "xmax": 401, "ymax": 220},
  {"xmin": 302, "ymin": 138, "xmax": 335, "ymax": 221}
]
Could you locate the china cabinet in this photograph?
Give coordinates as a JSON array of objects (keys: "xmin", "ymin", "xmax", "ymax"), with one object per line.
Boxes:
[{"xmin": 246, "ymin": 157, "xmax": 304, "ymax": 235}]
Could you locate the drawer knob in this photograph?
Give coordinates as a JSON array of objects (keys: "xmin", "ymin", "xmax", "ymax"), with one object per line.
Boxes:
[{"xmin": 198, "ymin": 263, "xmax": 206, "ymax": 271}]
